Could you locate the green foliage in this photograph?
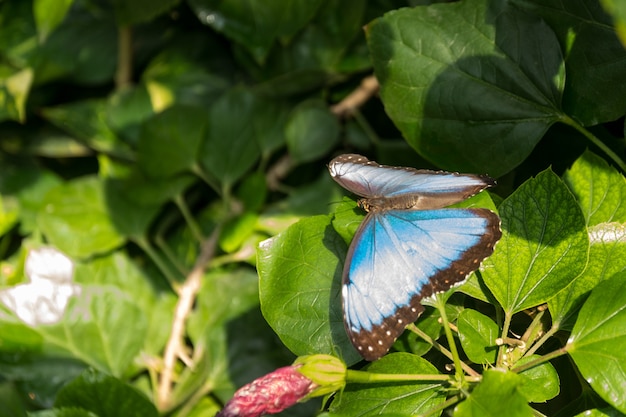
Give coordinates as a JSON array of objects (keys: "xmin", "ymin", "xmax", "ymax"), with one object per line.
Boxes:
[{"xmin": 0, "ymin": 0, "xmax": 625, "ymax": 416}]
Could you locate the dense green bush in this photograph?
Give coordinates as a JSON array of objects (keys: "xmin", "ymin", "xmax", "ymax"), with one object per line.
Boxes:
[{"xmin": 1, "ymin": 0, "xmax": 626, "ymax": 416}]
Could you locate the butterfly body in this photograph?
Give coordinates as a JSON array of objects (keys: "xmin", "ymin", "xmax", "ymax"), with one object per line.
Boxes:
[{"xmin": 329, "ymin": 154, "xmax": 501, "ymax": 361}]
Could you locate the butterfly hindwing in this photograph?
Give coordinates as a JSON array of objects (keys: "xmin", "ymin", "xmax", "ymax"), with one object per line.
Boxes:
[{"xmin": 343, "ymin": 208, "xmax": 501, "ymax": 360}]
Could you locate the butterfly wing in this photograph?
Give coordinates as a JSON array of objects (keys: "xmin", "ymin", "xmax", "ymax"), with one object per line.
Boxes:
[
  {"xmin": 343, "ymin": 208, "xmax": 501, "ymax": 361},
  {"xmin": 329, "ymin": 154, "xmax": 494, "ymax": 209}
]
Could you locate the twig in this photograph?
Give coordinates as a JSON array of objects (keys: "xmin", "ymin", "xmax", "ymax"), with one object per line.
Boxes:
[
  {"xmin": 156, "ymin": 226, "xmax": 222, "ymax": 410},
  {"xmin": 330, "ymin": 75, "xmax": 379, "ymax": 117},
  {"xmin": 115, "ymin": 26, "xmax": 133, "ymax": 90},
  {"xmin": 266, "ymin": 154, "xmax": 295, "ymax": 192}
]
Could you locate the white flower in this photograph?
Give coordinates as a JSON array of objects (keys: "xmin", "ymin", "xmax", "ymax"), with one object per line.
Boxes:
[{"xmin": 0, "ymin": 247, "xmax": 80, "ymax": 326}]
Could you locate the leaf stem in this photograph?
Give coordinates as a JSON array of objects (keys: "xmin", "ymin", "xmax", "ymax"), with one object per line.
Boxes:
[
  {"xmin": 524, "ymin": 319, "xmax": 558, "ymax": 358},
  {"xmin": 511, "ymin": 346, "xmax": 568, "ymax": 374},
  {"xmin": 561, "ymin": 115, "xmax": 626, "ymax": 172},
  {"xmin": 133, "ymin": 235, "xmax": 180, "ymax": 287},
  {"xmin": 174, "ymin": 193, "xmax": 205, "ymax": 242},
  {"xmin": 434, "ymin": 294, "xmax": 464, "ymax": 381},
  {"xmin": 496, "ymin": 312, "xmax": 513, "ymax": 367},
  {"xmin": 407, "ymin": 323, "xmax": 479, "ymax": 377},
  {"xmin": 346, "ymin": 369, "xmax": 467, "ymax": 383}
]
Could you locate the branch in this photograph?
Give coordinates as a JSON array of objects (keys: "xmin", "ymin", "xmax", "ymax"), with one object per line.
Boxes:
[
  {"xmin": 156, "ymin": 226, "xmax": 221, "ymax": 410},
  {"xmin": 330, "ymin": 75, "xmax": 379, "ymax": 117}
]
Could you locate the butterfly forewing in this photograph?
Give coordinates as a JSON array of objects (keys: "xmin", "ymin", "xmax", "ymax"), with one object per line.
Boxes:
[{"xmin": 329, "ymin": 154, "xmax": 494, "ymax": 210}]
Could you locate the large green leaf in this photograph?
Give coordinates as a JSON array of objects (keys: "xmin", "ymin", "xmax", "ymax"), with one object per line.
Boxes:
[
  {"xmin": 513, "ymin": 0, "xmax": 626, "ymax": 125},
  {"xmin": 257, "ymin": 215, "xmax": 361, "ymax": 364},
  {"xmin": 367, "ymin": 0, "xmax": 564, "ymax": 176},
  {"xmin": 568, "ymin": 271, "xmax": 626, "ymax": 413},
  {"xmin": 563, "ymin": 150, "xmax": 626, "ymax": 226},
  {"xmin": 137, "ymin": 105, "xmax": 207, "ymax": 179},
  {"xmin": 200, "ymin": 88, "xmax": 261, "ymax": 190},
  {"xmin": 187, "ymin": 0, "xmax": 323, "ymax": 64},
  {"xmin": 329, "ymin": 353, "xmax": 446, "ymax": 416},
  {"xmin": 37, "ymin": 177, "xmax": 126, "ymax": 259},
  {"xmin": 36, "ymin": 286, "xmax": 147, "ymax": 377},
  {"xmin": 482, "ymin": 169, "xmax": 588, "ymax": 314},
  {"xmin": 549, "ymin": 222, "xmax": 626, "ymax": 328}
]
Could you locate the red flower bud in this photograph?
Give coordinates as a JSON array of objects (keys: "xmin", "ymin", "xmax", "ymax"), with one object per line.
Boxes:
[{"xmin": 217, "ymin": 365, "xmax": 317, "ymax": 417}]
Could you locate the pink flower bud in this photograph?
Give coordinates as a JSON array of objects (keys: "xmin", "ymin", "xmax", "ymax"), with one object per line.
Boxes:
[{"xmin": 217, "ymin": 365, "xmax": 317, "ymax": 417}]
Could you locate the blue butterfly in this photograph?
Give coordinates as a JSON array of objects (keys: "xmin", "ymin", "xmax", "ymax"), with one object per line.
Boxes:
[{"xmin": 328, "ymin": 154, "xmax": 501, "ymax": 361}]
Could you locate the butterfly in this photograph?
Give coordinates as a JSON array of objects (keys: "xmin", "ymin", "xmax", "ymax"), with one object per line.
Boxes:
[{"xmin": 328, "ymin": 154, "xmax": 502, "ymax": 361}]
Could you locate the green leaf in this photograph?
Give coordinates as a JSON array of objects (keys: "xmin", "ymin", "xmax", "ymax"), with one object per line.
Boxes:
[
  {"xmin": 0, "ymin": 356, "xmax": 86, "ymax": 409},
  {"xmin": 29, "ymin": 408, "xmax": 97, "ymax": 417},
  {"xmin": 393, "ymin": 308, "xmax": 442, "ymax": 357},
  {"xmin": 42, "ymin": 100, "xmax": 133, "ymax": 159},
  {"xmin": 200, "ymin": 88, "xmax": 261, "ymax": 189},
  {"xmin": 285, "ymin": 99, "xmax": 340, "ymax": 164},
  {"xmin": 33, "ymin": 0, "xmax": 74, "ymax": 42},
  {"xmin": 601, "ymin": 0, "xmax": 626, "ymax": 47},
  {"xmin": 568, "ymin": 271, "xmax": 626, "ymax": 413},
  {"xmin": 137, "ymin": 105, "xmax": 207, "ymax": 179},
  {"xmin": 188, "ymin": 0, "xmax": 323, "ymax": 64},
  {"xmin": 549, "ymin": 222, "xmax": 626, "ymax": 328},
  {"xmin": 73, "ymin": 250, "xmax": 172, "ymax": 356},
  {"xmin": 367, "ymin": 0, "xmax": 564, "ymax": 176},
  {"xmin": 110, "ymin": 0, "xmax": 177, "ymax": 25},
  {"xmin": 516, "ymin": 355, "xmax": 560, "ymax": 403},
  {"xmin": 236, "ymin": 172, "xmax": 267, "ymax": 212},
  {"xmin": 37, "ymin": 176, "xmax": 126, "ymax": 258},
  {"xmin": 0, "ymin": 382, "xmax": 28, "ymax": 417},
  {"xmin": 0, "ymin": 68, "xmax": 32, "ymax": 123},
  {"xmin": 257, "ymin": 215, "xmax": 361, "ymax": 364},
  {"xmin": 330, "ymin": 197, "xmax": 362, "ymax": 246},
  {"xmin": 188, "ymin": 268, "xmax": 260, "ymax": 340},
  {"xmin": 37, "ymin": 286, "xmax": 147, "ymax": 377},
  {"xmin": 36, "ymin": 9, "xmax": 117, "ymax": 85},
  {"xmin": 55, "ymin": 369, "xmax": 158, "ymax": 417},
  {"xmin": 106, "ymin": 85, "xmax": 155, "ymax": 147},
  {"xmin": 455, "ymin": 369, "xmax": 534, "ymax": 417},
  {"xmin": 563, "ymin": 150, "xmax": 626, "ymax": 226},
  {"xmin": 0, "ymin": 163, "xmax": 62, "ymax": 234},
  {"xmin": 457, "ymin": 309, "xmax": 499, "ymax": 365},
  {"xmin": 512, "ymin": 0, "xmax": 626, "ymax": 125},
  {"xmin": 482, "ymin": 169, "xmax": 588, "ymax": 314},
  {"xmin": 329, "ymin": 353, "xmax": 446, "ymax": 416},
  {"xmin": 219, "ymin": 212, "xmax": 259, "ymax": 253},
  {"xmin": 0, "ymin": 194, "xmax": 19, "ymax": 238},
  {"xmin": 574, "ymin": 407, "xmax": 626, "ymax": 417}
]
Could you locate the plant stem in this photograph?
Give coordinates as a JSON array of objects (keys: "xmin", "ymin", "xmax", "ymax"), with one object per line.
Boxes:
[
  {"xmin": 174, "ymin": 193, "xmax": 205, "ymax": 242},
  {"xmin": 511, "ymin": 347, "xmax": 568, "ymax": 374},
  {"xmin": 115, "ymin": 26, "xmax": 133, "ymax": 90},
  {"xmin": 346, "ymin": 370, "xmax": 465, "ymax": 383},
  {"xmin": 561, "ymin": 115, "xmax": 626, "ymax": 172},
  {"xmin": 157, "ymin": 225, "xmax": 222, "ymax": 411},
  {"xmin": 524, "ymin": 323, "xmax": 559, "ymax": 358},
  {"xmin": 407, "ymin": 324, "xmax": 479, "ymax": 377},
  {"xmin": 496, "ymin": 312, "xmax": 513, "ymax": 367},
  {"xmin": 434, "ymin": 294, "xmax": 464, "ymax": 381},
  {"xmin": 133, "ymin": 235, "xmax": 180, "ymax": 287}
]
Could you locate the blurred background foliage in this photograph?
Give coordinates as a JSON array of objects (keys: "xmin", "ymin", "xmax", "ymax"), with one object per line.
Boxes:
[{"xmin": 0, "ymin": 0, "xmax": 625, "ymax": 416}]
